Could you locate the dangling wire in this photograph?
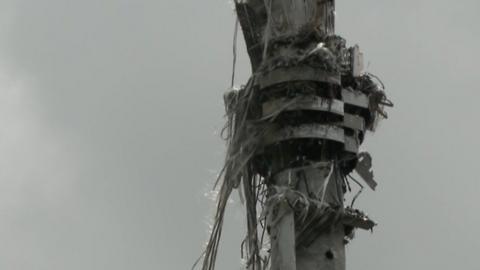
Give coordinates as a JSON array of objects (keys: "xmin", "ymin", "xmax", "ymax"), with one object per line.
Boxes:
[
  {"xmin": 262, "ymin": 0, "xmax": 273, "ymax": 61},
  {"xmin": 231, "ymin": 18, "xmax": 239, "ymax": 88},
  {"xmin": 347, "ymin": 174, "xmax": 364, "ymax": 208}
]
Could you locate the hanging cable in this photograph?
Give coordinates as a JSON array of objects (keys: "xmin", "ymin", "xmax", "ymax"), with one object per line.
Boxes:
[
  {"xmin": 348, "ymin": 174, "xmax": 364, "ymax": 208},
  {"xmin": 231, "ymin": 18, "xmax": 239, "ymax": 88}
]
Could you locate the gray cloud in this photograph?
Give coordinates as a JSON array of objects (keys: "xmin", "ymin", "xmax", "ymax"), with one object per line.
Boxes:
[{"xmin": 0, "ymin": 0, "xmax": 478, "ymax": 269}]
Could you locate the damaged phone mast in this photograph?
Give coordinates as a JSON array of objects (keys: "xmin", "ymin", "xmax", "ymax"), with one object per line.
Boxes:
[{"xmin": 195, "ymin": 1, "xmax": 392, "ymax": 270}]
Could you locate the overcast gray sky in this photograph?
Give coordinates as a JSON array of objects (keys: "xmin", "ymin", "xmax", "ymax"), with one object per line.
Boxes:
[{"xmin": 0, "ymin": 0, "xmax": 479, "ymax": 269}]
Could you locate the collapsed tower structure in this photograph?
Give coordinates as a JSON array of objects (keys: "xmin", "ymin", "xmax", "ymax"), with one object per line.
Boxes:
[{"xmin": 197, "ymin": 1, "xmax": 392, "ymax": 270}]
